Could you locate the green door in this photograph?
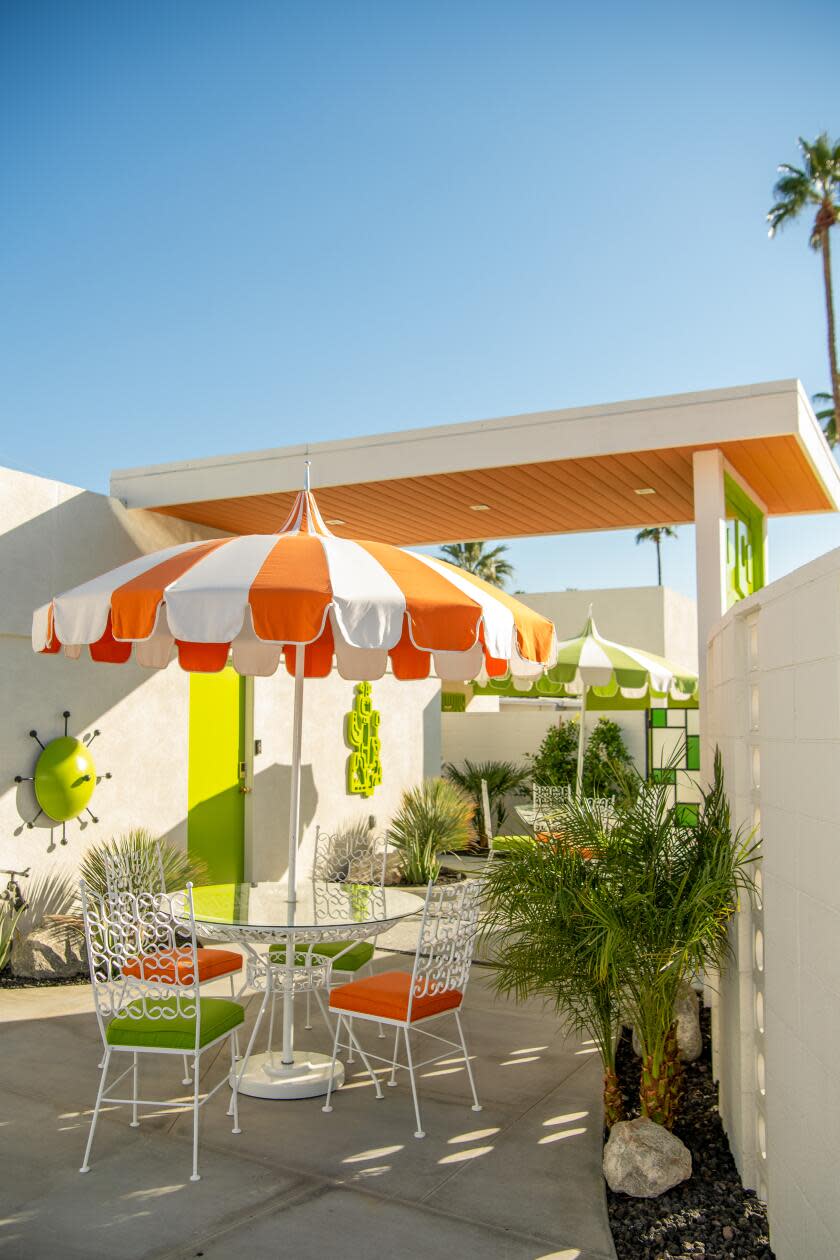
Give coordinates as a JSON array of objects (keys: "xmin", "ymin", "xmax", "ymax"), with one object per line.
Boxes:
[{"xmin": 188, "ymin": 667, "xmax": 246, "ymax": 883}]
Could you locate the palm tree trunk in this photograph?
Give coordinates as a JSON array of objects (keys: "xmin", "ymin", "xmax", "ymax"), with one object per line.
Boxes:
[
  {"xmin": 603, "ymin": 1067, "xmax": 624, "ymax": 1128},
  {"xmin": 656, "ymin": 539, "xmax": 662, "ymax": 586},
  {"xmin": 821, "ymin": 226, "xmax": 840, "ymax": 424}
]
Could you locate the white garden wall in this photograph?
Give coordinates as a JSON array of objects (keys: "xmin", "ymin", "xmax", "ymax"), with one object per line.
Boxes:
[{"xmin": 705, "ymin": 545, "xmax": 840, "ymax": 1260}]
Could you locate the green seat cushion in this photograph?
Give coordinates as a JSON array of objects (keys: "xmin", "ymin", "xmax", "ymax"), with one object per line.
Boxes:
[
  {"xmin": 106, "ymin": 996, "xmax": 244, "ymax": 1050},
  {"xmin": 268, "ymin": 939, "xmax": 374, "ymax": 972}
]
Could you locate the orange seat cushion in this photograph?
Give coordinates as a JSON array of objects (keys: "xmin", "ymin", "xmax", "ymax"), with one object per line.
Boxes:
[
  {"xmin": 122, "ymin": 947, "xmax": 242, "ymax": 985},
  {"xmin": 329, "ymin": 970, "xmax": 463, "ymax": 1022}
]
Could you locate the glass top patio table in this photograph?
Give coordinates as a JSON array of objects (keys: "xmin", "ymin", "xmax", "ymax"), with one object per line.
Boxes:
[{"xmin": 189, "ymin": 880, "xmax": 424, "ymax": 944}]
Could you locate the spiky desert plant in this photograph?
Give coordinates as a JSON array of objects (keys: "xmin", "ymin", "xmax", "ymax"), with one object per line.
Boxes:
[
  {"xmin": 442, "ymin": 758, "xmax": 531, "ymax": 845},
  {"xmin": 79, "ymin": 828, "xmax": 208, "ymax": 901},
  {"xmin": 388, "ymin": 778, "xmax": 474, "ymax": 884},
  {"xmin": 481, "ymin": 814, "xmax": 624, "ymax": 1126}
]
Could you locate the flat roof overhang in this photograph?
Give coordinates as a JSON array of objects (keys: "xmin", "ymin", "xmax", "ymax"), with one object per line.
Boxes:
[{"xmin": 111, "ymin": 380, "xmax": 840, "ymax": 545}]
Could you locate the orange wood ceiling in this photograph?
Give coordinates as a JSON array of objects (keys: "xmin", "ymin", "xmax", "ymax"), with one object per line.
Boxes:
[{"xmin": 152, "ymin": 436, "xmax": 832, "ymax": 545}]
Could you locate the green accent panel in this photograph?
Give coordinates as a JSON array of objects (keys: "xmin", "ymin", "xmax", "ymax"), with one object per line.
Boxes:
[
  {"xmin": 686, "ymin": 734, "xmax": 701, "ymax": 772},
  {"xmin": 346, "ymin": 682, "xmax": 382, "ymax": 797},
  {"xmin": 441, "ymin": 691, "xmax": 467, "ymax": 712},
  {"xmin": 725, "ymin": 474, "xmax": 765, "ymax": 606},
  {"xmin": 269, "ymin": 939, "xmax": 375, "ymax": 971},
  {"xmin": 651, "ymin": 767, "xmax": 677, "ymax": 785},
  {"xmin": 106, "ymin": 996, "xmax": 244, "ymax": 1049},
  {"xmin": 650, "ymin": 709, "xmax": 667, "ymax": 728},
  {"xmin": 675, "ymin": 803, "xmax": 699, "ymax": 826},
  {"xmin": 188, "ymin": 669, "xmax": 245, "ymax": 884},
  {"xmin": 34, "ymin": 736, "xmax": 96, "ymax": 822}
]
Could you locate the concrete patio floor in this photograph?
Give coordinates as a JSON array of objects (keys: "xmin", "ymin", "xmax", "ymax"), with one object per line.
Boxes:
[{"xmin": 0, "ymin": 956, "xmax": 616, "ymax": 1260}]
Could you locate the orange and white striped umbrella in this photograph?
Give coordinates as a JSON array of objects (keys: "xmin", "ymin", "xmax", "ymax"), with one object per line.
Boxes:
[{"xmin": 32, "ymin": 487, "xmax": 557, "ymax": 683}]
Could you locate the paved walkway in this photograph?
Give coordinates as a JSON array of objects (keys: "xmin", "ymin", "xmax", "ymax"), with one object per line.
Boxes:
[{"xmin": 0, "ymin": 958, "xmax": 616, "ymax": 1260}]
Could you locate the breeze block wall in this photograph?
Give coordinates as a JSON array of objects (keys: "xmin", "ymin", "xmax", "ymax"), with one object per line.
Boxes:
[{"xmin": 705, "ymin": 545, "xmax": 840, "ymax": 1260}]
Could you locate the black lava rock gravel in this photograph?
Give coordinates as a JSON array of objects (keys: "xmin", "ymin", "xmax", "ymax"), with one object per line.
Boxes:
[{"xmin": 606, "ymin": 1009, "xmax": 774, "ymax": 1260}]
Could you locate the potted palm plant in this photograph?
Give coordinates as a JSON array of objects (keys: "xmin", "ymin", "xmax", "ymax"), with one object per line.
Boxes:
[
  {"xmin": 482, "ymin": 751, "xmax": 757, "ymax": 1131},
  {"xmin": 388, "ymin": 778, "xmax": 474, "ymax": 885}
]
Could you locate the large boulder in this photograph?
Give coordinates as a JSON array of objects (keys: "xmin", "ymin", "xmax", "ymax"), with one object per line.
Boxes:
[
  {"xmin": 632, "ymin": 982, "xmax": 702, "ymax": 1062},
  {"xmin": 603, "ymin": 1117, "xmax": 692, "ymax": 1198},
  {"xmin": 11, "ymin": 926, "xmax": 86, "ymax": 980}
]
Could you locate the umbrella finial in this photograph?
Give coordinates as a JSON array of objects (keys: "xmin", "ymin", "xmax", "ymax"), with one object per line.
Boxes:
[{"xmin": 304, "ymin": 460, "xmax": 311, "ymax": 492}]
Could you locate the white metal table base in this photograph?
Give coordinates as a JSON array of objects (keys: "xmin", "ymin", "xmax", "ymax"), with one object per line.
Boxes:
[{"xmin": 232, "ymin": 1049, "xmax": 345, "ymax": 1099}]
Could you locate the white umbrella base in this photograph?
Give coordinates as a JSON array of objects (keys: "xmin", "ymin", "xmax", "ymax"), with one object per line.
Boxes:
[{"xmin": 231, "ymin": 1051, "xmax": 345, "ymax": 1100}]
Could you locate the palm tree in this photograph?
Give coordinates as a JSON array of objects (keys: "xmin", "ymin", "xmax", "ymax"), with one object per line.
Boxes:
[
  {"xmin": 635, "ymin": 525, "xmax": 677, "ymax": 585},
  {"xmin": 768, "ymin": 134, "xmax": 840, "ymax": 438},
  {"xmin": 813, "ymin": 392, "xmax": 837, "ymax": 447},
  {"xmin": 438, "ymin": 541, "xmax": 514, "ymax": 589}
]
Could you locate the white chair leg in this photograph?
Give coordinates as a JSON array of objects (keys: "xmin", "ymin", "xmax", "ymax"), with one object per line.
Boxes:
[
  {"xmin": 305, "ymin": 988, "xmax": 312, "ymax": 1030},
  {"xmin": 229, "ymin": 987, "xmax": 270, "ymax": 1115},
  {"xmin": 403, "ymin": 1026, "xmax": 424, "ymax": 1138},
  {"xmin": 229, "ymin": 1036, "xmax": 241, "ymax": 1135},
  {"xmin": 388, "ymin": 1026, "xmax": 400, "ymax": 1087},
  {"xmin": 377, "ymin": 1020, "xmax": 386, "ymax": 1039},
  {"xmin": 182, "ymin": 1053, "xmax": 192, "ymax": 1086},
  {"xmin": 190, "ymin": 1053, "xmax": 201, "ymax": 1182},
  {"xmin": 80, "ymin": 1050, "xmax": 111, "ymax": 1173},
  {"xmin": 322, "ymin": 1014, "xmax": 344, "ymax": 1114},
  {"xmin": 454, "ymin": 1009, "xmax": 482, "ymax": 1112},
  {"xmin": 346, "ymin": 1015, "xmax": 355, "ymax": 1063},
  {"xmin": 229, "ymin": 973, "xmax": 236, "ymax": 998},
  {"xmin": 344, "ymin": 1021, "xmax": 384, "ymax": 1099},
  {"xmin": 130, "ymin": 1053, "xmax": 140, "ymax": 1127}
]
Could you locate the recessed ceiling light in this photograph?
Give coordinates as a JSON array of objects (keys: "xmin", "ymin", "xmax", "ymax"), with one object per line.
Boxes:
[
  {"xmin": 326, "ymin": 518, "xmax": 345, "ymax": 525},
  {"xmin": 469, "ymin": 503, "xmax": 491, "ymax": 511},
  {"xmin": 634, "ymin": 487, "xmax": 656, "ymax": 496}
]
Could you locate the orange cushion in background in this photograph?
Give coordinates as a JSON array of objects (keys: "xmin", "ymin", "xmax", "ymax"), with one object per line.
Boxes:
[
  {"xmin": 122, "ymin": 947, "xmax": 242, "ymax": 985},
  {"xmin": 329, "ymin": 970, "xmax": 463, "ymax": 1022}
]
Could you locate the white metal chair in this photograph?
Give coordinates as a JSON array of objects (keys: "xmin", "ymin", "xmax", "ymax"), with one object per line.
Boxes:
[
  {"xmin": 263, "ymin": 825, "xmax": 391, "ymax": 1046},
  {"xmin": 322, "ymin": 878, "xmax": 483, "ymax": 1138},
  {"xmin": 104, "ymin": 845, "xmax": 242, "ymax": 1084},
  {"xmin": 79, "ymin": 882, "xmax": 244, "ymax": 1182}
]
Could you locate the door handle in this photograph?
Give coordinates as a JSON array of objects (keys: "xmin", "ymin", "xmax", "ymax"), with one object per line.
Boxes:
[{"xmin": 238, "ymin": 784, "xmax": 252, "ymax": 795}]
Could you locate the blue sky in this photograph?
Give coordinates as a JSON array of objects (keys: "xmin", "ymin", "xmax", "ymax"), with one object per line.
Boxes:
[{"xmin": 2, "ymin": 0, "xmax": 839, "ymax": 598}]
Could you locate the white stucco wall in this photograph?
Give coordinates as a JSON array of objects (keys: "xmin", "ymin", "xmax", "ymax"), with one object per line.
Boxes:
[
  {"xmin": 705, "ymin": 545, "xmax": 840, "ymax": 1260},
  {"xmin": 0, "ymin": 467, "xmax": 440, "ymax": 910},
  {"xmin": 520, "ymin": 585, "xmax": 698, "ymax": 672}
]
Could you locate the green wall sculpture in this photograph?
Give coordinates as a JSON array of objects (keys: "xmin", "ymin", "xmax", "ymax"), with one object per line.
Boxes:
[
  {"xmin": 346, "ymin": 682, "xmax": 382, "ymax": 798},
  {"xmin": 14, "ymin": 711, "xmax": 110, "ymax": 846}
]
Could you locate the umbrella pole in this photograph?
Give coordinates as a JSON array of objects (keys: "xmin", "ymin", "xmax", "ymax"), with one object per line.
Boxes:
[
  {"xmin": 576, "ymin": 688, "xmax": 587, "ymax": 797},
  {"xmin": 282, "ymin": 643, "xmax": 305, "ymax": 1067}
]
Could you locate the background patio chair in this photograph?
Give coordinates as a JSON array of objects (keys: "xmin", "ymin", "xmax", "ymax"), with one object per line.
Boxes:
[
  {"xmin": 79, "ymin": 882, "xmax": 244, "ymax": 1182},
  {"xmin": 322, "ymin": 878, "xmax": 483, "ymax": 1138},
  {"xmin": 264, "ymin": 825, "xmax": 391, "ymax": 1047}
]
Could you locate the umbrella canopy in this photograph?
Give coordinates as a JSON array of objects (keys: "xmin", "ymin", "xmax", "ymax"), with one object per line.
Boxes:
[
  {"xmin": 32, "ymin": 487, "xmax": 556, "ymax": 684},
  {"xmin": 530, "ymin": 611, "xmax": 697, "ymax": 701}
]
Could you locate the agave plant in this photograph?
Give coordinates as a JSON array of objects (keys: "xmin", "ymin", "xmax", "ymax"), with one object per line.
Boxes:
[
  {"xmin": 79, "ymin": 829, "xmax": 208, "ymax": 901},
  {"xmin": 387, "ymin": 779, "xmax": 474, "ymax": 884},
  {"xmin": 483, "ymin": 750, "xmax": 757, "ymax": 1130},
  {"xmin": 442, "ymin": 759, "xmax": 531, "ymax": 846}
]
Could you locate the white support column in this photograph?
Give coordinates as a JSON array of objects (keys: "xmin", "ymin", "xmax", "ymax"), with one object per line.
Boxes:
[{"xmin": 693, "ymin": 449, "xmax": 728, "ymax": 689}]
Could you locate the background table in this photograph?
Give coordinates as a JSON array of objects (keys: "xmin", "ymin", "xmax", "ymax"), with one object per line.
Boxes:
[{"xmin": 190, "ymin": 880, "xmax": 424, "ymax": 1099}]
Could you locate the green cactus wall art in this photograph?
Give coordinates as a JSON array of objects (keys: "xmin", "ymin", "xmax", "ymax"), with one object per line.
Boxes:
[{"xmin": 346, "ymin": 682, "xmax": 382, "ymax": 798}]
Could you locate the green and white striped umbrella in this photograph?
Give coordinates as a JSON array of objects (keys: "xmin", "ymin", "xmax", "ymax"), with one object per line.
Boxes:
[
  {"xmin": 506, "ymin": 610, "xmax": 697, "ymax": 793},
  {"xmin": 538, "ymin": 611, "xmax": 697, "ymax": 701}
]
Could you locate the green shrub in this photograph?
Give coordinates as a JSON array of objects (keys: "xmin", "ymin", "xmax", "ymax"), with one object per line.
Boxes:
[
  {"xmin": 388, "ymin": 779, "xmax": 474, "ymax": 884},
  {"xmin": 528, "ymin": 715, "xmax": 634, "ymax": 798}
]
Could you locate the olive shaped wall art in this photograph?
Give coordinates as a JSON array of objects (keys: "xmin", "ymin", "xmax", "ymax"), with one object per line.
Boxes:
[{"xmin": 14, "ymin": 710, "xmax": 111, "ymax": 846}]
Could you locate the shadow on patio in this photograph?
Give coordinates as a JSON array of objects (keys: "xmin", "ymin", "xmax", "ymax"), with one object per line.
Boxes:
[{"xmin": 0, "ymin": 960, "xmax": 615, "ymax": 1260}]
